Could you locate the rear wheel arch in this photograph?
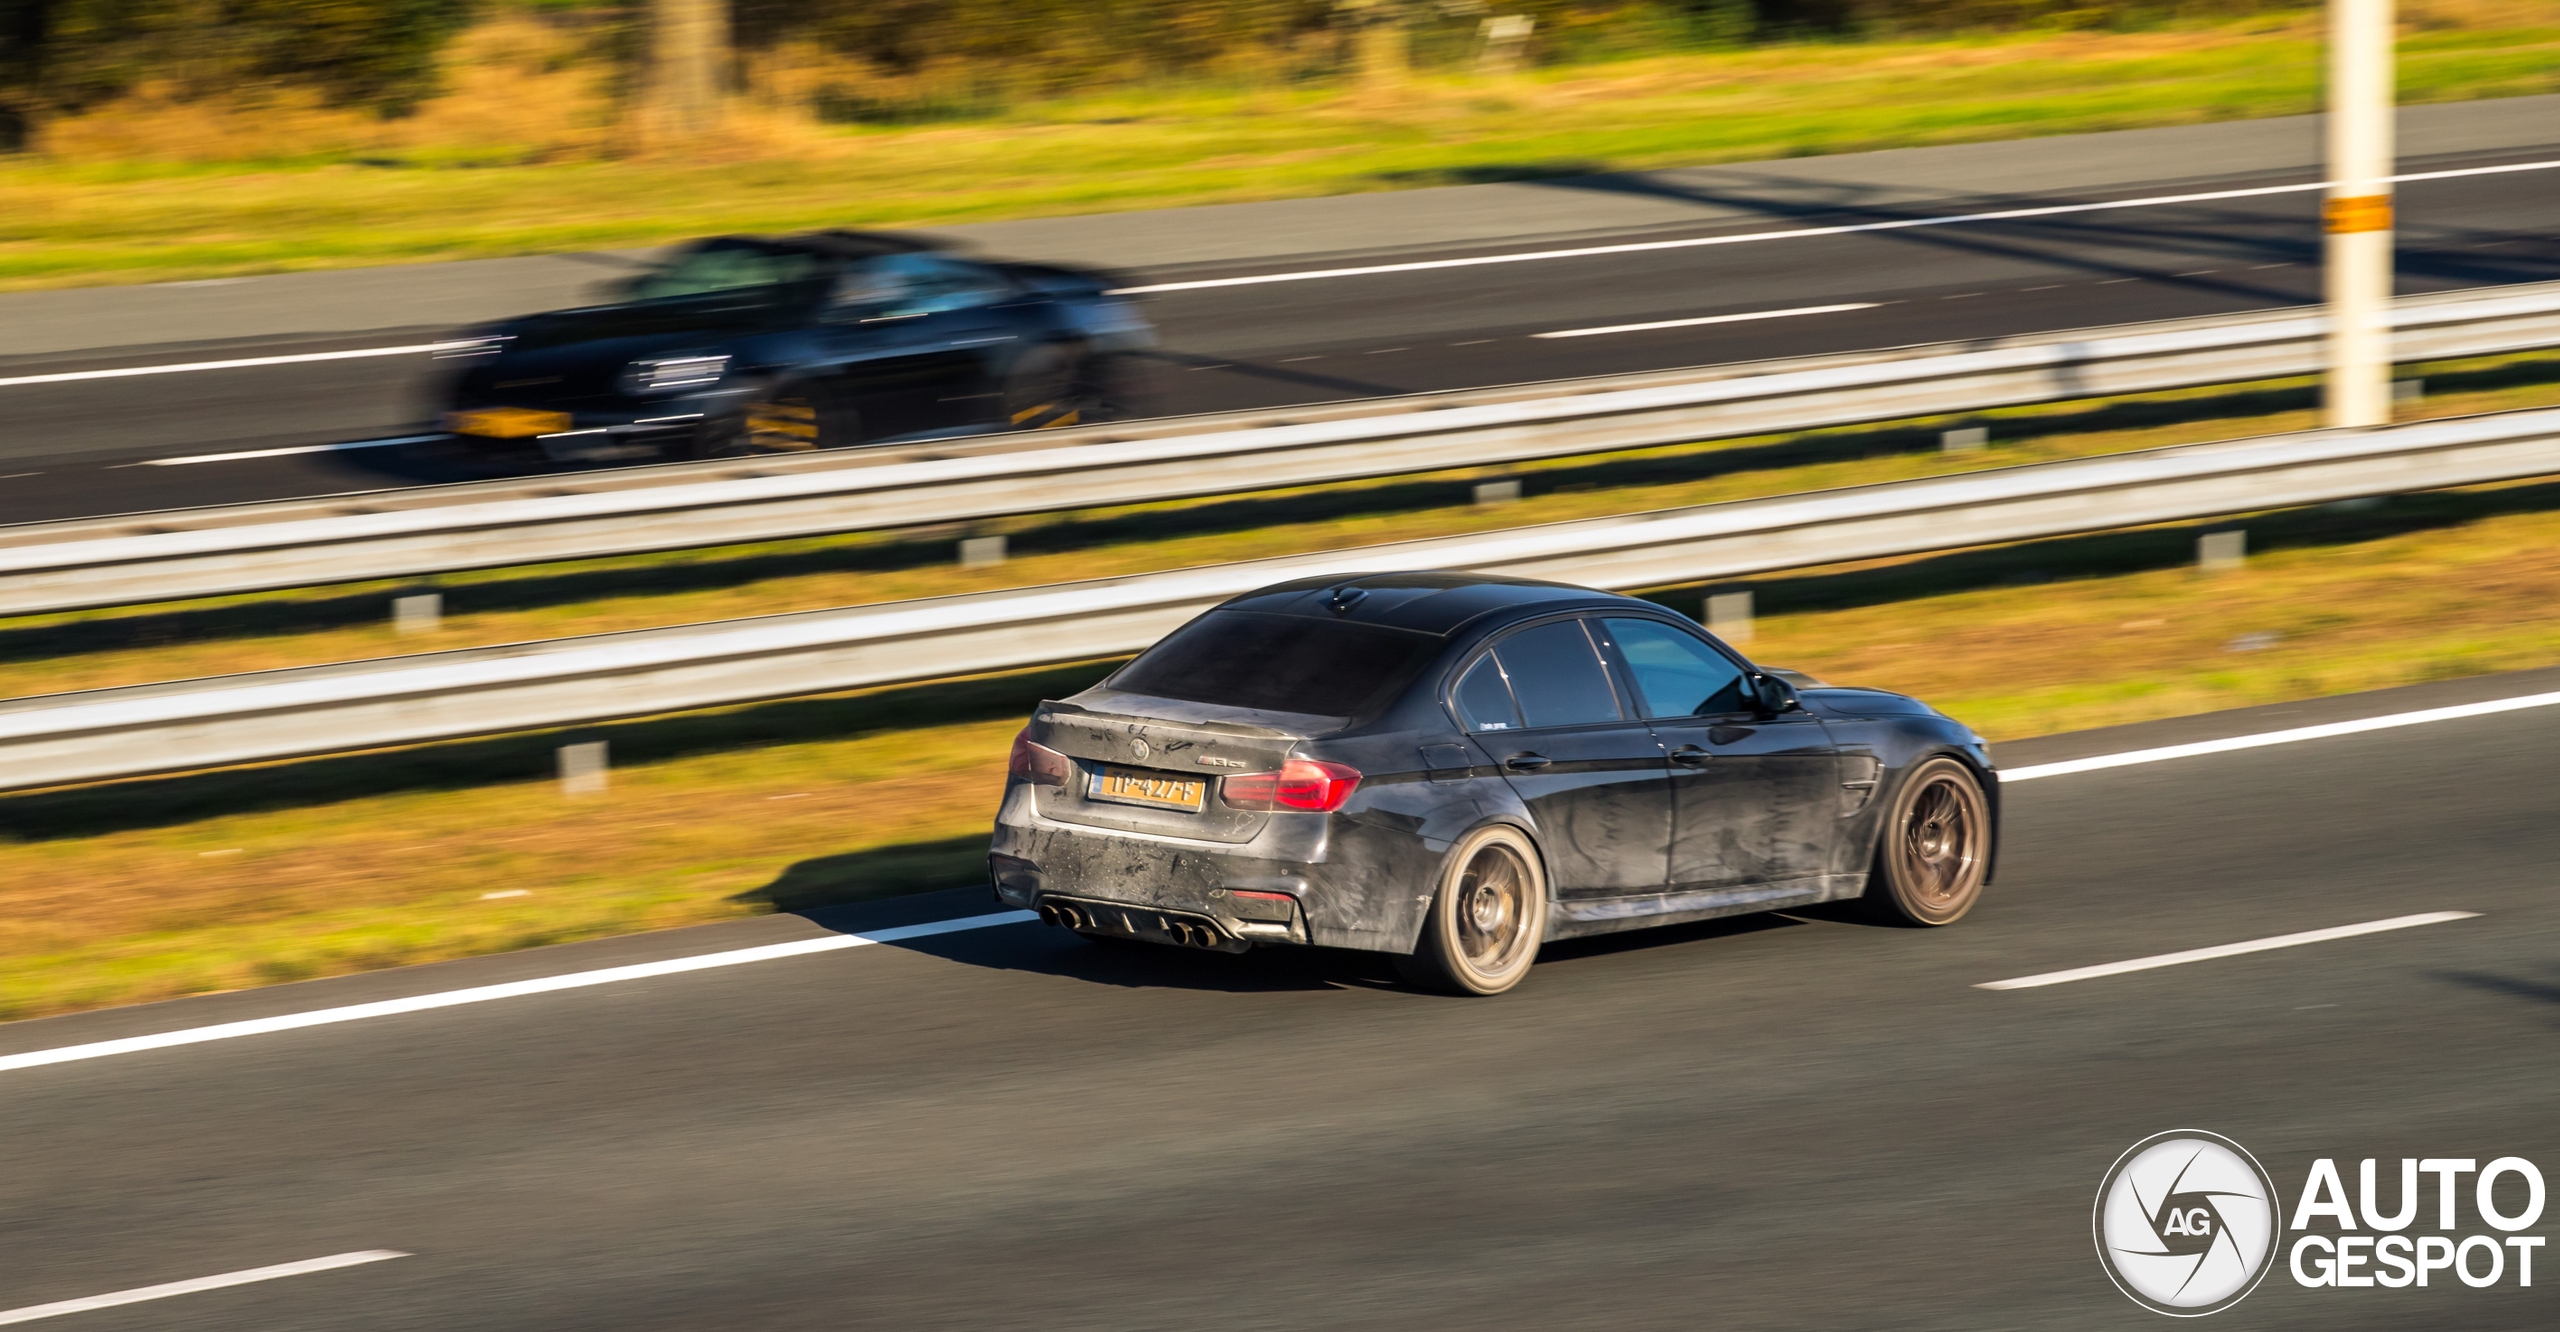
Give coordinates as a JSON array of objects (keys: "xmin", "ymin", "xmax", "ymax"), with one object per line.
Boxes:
[{"xmin": 1395, "ymin": 821, "xmax": 1552, "ymax": 995}]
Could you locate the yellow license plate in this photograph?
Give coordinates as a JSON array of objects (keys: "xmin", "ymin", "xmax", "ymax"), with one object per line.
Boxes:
[
  {"xmin": 445, "ymin": 407, "xmax": 573, "ymax": 438},
  {"xmin": 1087, "ymin": 766, "xmax": 1207, "ymax": 813}
]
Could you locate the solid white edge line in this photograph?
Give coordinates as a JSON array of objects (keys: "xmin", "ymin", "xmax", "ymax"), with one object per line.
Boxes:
[
  {"xmin": 1998, "ymin": 688, "xmax": 2560, "ymax": 782},
  {"xmin": 1108, "ymin": 157, "xmax": 2560, "ymax": 295},
  {"xmin": 138, "ymin": 435, "xmax": 445, "ymax": 467},
  {"xmin": 1975, "ymin": 911, "xmax": 2479, "ymax": 990},
  {"xmin": 6, "ymin": 681, "xmax": 2554, "ymax": 1073},
  {"xmin": 0, "ymin": 343, "xmax": 463, "ymax": 390},
  {"xmin": 0, "ymin": 1251, "xmax": 408, "ymax": 1325},
  {"xmin": 1533, "ymin": 302, "xmax": 1878, "ymax": 338},
  {"xmin": 0, "ymin": 910, "xmax": 1035, "ymax": 1075}
]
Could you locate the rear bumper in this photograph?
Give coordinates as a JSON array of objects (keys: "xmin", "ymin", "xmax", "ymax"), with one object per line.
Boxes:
[
  {"xmin": 989, "ymin": 780, "xmax": 1441, "ymax": 954},
  {"xmin": 989, "ymin": 844, "xmax": 1313, "ymax": 950}
]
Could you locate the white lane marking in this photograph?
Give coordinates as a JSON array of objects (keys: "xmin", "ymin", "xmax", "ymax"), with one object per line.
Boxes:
[
  {"xmin": 1533, "ymin": 302, "xmax": 1877, "ymax": 339},
  {"xmin": 0, "ymin": 1251, "xmax": 407, "ymax": 1325},
  {"xmin": 0, "ymin": 344, "xmax": 465, "ymax": 390},
  {"xmin": 0, "ymin": 910, "xmax": 1034, "ymax": 1075},
  {"xmin": 135, "ymin": 435, "xmax": 443, "ymax": 467},
  {"xmin": 1976, "ymin": 911, "xmax": 2478, "ymax": 990},
  {"xmin": 2000, "ymin": 688, "xmax": 2560, "ymax": 781},
  {"xmin": 1109, "ymin": 158, "xmax": 2560, "ymax": 295}
]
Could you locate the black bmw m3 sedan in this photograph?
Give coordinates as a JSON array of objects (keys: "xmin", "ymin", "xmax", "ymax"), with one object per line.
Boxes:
[
  {"xmin": 433, "ymin": 230, "xmax": 1154, "ymax": 464},
  {"xmin": 991, "ymin": 572, "xmax": 1999, "ymax": 995}
]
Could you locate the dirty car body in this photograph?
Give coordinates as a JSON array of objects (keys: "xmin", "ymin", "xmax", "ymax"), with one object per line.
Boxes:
[
  {"xmin": 989, "ymin": 572, "xmax": 1998, "ymax": 978},
  {"xmin": 431, "ymin": 230, "xmax": 1153, "ymax": 463}
]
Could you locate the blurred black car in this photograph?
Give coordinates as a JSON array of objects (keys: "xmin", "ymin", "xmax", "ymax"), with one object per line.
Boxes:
[
  {"xmin": 432, "ymin": 231, "xmax": 1154, "ymax": 463},
  {"xmin": 991, "ymin": 572, "xmax": 1999, "ymax": 995}
]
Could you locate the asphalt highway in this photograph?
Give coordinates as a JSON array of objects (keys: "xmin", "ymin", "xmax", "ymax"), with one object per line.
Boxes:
[
  {"xmin": 0, "ymin": 667, "xmax": 2553, "ymax": 1329},
  {"xmin": 2, "ymin": 136, "xmax": 2556, "ymax": 526}
]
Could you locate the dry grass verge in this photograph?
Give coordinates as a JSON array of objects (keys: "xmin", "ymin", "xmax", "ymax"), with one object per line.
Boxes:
[{"xmin": 3, "ymin": 11, "xmax": 2555, "ymax": 289}]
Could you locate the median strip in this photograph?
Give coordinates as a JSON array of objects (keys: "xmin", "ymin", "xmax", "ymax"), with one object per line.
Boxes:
[
  {"xmin": 1975, "ymin": 911, "xmax": 2479, "ymax": 990},
  {"xmin": 0, "ymin": 1251, "xmax": 408, "ymax": 1325}
]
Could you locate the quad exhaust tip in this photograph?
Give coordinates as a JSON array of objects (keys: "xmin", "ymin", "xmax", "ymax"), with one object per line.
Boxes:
[{"xmin": 1041, "ymin": 900, "xmax": 1227, "ymax": 949}]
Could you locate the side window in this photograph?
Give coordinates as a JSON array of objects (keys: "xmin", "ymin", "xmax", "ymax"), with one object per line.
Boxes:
[
  {"xmin": 1603, "ymin": 617, "xmax": 1750, "ymax": 718},
  {"xmin": 1451, "ymin": 653, "xmax": 1524, "ymax": 733},
  {"xmin": 857, "ymin": 253, "xmax": 1010, "ymax": 315},
  {"xmin": 829, "ymin": 259, "xmax": 919, "ymax": 317},
  {"xmin": 1492, "ymin": 619, "xmax": 1625, "ymax": 729}
]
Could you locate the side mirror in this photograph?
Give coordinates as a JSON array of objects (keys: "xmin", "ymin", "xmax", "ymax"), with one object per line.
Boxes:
[{"xmin": 1748, "ymin": 672, "xmax": 1802, "ymax": 716}]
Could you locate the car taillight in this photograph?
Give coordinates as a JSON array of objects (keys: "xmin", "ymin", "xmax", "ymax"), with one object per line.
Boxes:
[
  {"xmin": 1007, "ymin": 730, "xmax": 1073, "ymax": 786},
  {"xmin": 1221, "ymin": 758, "xmax": 1362, "ymax": 812}
]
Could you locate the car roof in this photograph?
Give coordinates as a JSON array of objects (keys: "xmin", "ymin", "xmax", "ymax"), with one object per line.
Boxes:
[{"xmin": 1217, "ymin": 571, "xmax": 1647, "ymax": 637}]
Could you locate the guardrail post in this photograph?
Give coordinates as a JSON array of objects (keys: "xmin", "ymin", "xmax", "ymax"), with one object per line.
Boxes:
[
  {"xmin": 559, "ymin": 741, "xmax": 609, "ymax": 797},
  {"xmin": 1706, "ymin": 591, "xmax": 1755, "ymax": 644},
  {"xmin": 959, "ymin": 535, "xmax": 1008, "ymax": 568},
  {"xmin": 393, "ymin": 592, "xmax": 442, "ymax": 635},
  {"xmin": 2198, "ymin": 530, "xmax": 2247, "ymax": 572}
]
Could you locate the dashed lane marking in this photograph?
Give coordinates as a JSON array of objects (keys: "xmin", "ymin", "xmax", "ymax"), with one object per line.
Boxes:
[
  {"xmin": 1976, "ymin": 912, "xmax": 2478, "ymax": 990},
  {"xmin": 0, "ymin": 1252, "xmax": 408, "ymax": 1326}
]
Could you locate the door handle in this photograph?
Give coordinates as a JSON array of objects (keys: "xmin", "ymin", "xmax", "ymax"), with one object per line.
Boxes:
[
  {"xmin": 1669, "ymin": 745, "xmax": 1711, "ymax": 767},
  {"xmin": 1502, "ymin": 753, "xmax": 1552, "ymax": 772}
]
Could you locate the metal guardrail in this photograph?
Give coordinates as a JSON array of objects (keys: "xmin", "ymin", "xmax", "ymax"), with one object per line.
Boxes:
[
  {"xmin": 4, "ymin": 281, "xmax": 2559, "ymax": 617},
  {"xmin": 6, "ymin": 404, "xmax": 2558, "ymax": 792}
]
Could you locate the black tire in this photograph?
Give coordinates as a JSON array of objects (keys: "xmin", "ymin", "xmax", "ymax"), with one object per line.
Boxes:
[
  {"xmin": 1864, "ymin": 756, "xmax": 1991, "ymax": 926},
  {"xmin": 692, "ymin": 385, "xmax": 855, "ymax": 458},
  {"xmin": 999, "ymin": 344, "xmax": 1100, "ymax": 430},
  {"xmin": 1395, "ymin": 825, "xmax": 1548, "ymax": 995}
]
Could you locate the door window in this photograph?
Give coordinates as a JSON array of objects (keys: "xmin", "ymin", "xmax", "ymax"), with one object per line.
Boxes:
[
  {"xmin": 1490, "ymin": 619, "xmax": 1624, "ymax": 729},
  {"xmin": 1604, "ymin": 617, "xmax": 1750, "ymax": 719},
  {"xmin": 1451, "ymin": 653, "xmax": 1524, "ymax": 733},
  {"xmin": 837, "ymin": 253, "xmax": 1011, "ymax": 317}
]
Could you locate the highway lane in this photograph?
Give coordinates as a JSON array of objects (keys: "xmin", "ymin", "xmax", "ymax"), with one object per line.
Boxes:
[
  {"xmin": 1, "ymin": 142, "xmax": 2555, "ymax": 526},
  {"xmin": 0, "ymin": 670, "xmax": 2552, "ymax": 1329}
]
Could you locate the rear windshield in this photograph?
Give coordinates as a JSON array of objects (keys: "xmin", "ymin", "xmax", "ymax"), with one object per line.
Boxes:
[{"xmin": 1109, "ymin": 611, "xmax": 1440, "ymax": 719}]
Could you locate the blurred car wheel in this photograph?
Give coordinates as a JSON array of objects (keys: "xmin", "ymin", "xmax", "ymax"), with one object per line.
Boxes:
[{"xmin": 1001, "ymin": 343, "xmax": 1102, "ymax": 430}]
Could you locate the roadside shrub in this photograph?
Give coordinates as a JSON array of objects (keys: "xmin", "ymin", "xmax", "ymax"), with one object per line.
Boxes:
[{"xmin": 4, "ymin": 0, "xmax": 474, "ymax": 117}]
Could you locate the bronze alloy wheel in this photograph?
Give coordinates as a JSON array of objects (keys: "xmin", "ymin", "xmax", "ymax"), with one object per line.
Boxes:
[
  {"xmin": 1868, "ymin": 756, "xmax": 1990, "ymax": 926},
  {"xmin": 1397, "ymin": 825, "xmax": 1549, "ymax": 995},
  {"xmin": 999, "ymin": 344, "xmax": 1100, "ymax": 431},
  {"xmin": 744, "ymin": 393, "xmax": 824, "ymax": 451}
]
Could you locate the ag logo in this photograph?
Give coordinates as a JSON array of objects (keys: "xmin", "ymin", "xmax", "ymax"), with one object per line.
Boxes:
[{"xmin": 2095, "ymin": 1131, "xmax": 2280, "ymax": 1316}]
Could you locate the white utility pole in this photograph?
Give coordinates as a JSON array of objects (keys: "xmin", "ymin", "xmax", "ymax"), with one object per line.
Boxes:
[{"xmin": 2324, "ymin": 0, "xmax": 2395, "ymax": 428}]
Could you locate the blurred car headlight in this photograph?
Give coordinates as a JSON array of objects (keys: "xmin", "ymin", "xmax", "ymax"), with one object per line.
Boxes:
[{"xmin": 618, "ymin": 354, "xmax": 730, "ymax": 396}]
